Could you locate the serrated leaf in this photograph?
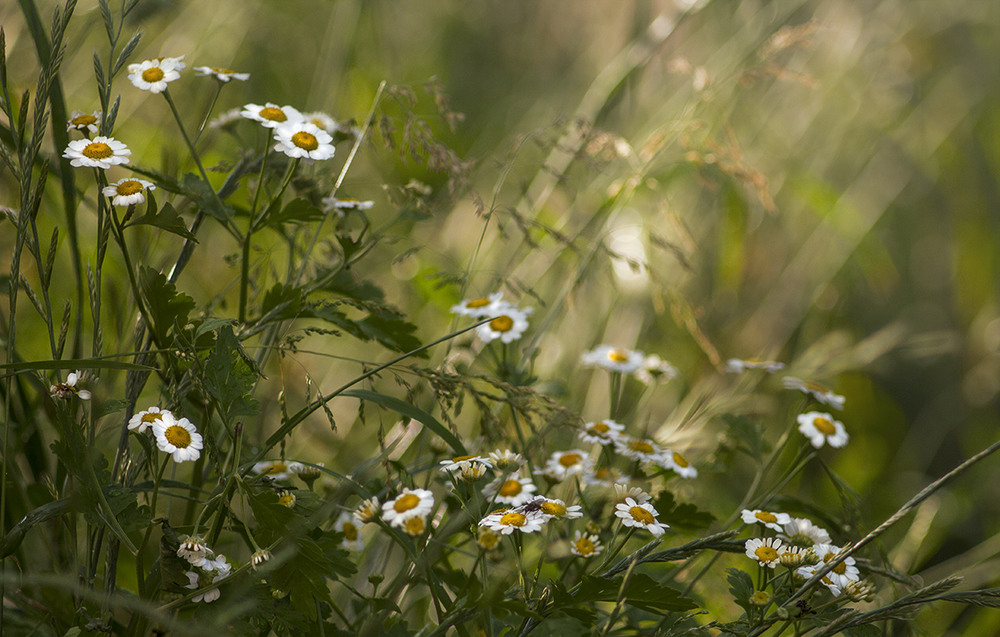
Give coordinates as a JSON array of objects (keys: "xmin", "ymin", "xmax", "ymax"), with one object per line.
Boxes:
[
  {"xmin": 265, "ymin": 198, "xmax": 325, "ymax": 227},
  {"xmin": 727, "ymin": 568, "xmax": 755, "ymax": 614},
  {"xmin": 182, "ymin": 172, "xmax": 230, "ymax": 222},
  {"xmin": 261, "ymin": 283, "xmax": 304, "ymax": 322},
  {"xmin": 568, "ymin": 574, "xmax": 697, "ymax": 614},
  {"xmin": 126, "ymin": 201, "xmax": 197, "ymax": 241},
  {"xmin": 653, "ymin": 491, "xmax": 715, "ymax": 531},
  {"xmin": 139, "ymin": 266, "xmax": 195, "ymax": 344},
  {"xmin": 203, "ymin": 324, "xmax": 260, "ymax": 423}
]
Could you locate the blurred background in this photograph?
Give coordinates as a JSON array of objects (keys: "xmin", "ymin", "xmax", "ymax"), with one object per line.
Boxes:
[{"xmin": 3, "ymin": 0, "xmax": 1000, "ymax": 633}]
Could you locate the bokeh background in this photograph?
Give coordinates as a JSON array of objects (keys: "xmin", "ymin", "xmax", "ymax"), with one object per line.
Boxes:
[{"xmin": 3, "ymin": 0, "xmax": 1000, "ymax": 633}]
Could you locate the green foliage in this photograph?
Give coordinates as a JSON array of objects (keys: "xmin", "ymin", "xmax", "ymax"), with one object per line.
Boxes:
[{"xmin": 203, "ymin": 324, "xmax": 261, "ymax": 423}]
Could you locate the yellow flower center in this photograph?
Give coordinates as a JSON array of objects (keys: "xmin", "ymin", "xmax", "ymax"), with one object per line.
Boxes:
[
  {"xmin": 164, "ymin": 425, "xmax": 191, "ymax": 448},
  {"xmin": 278, "ymin": 493, "xmax": 296, "ymax": 507},
  {"xmin": 262, "ymin": 461, "xmax": 287, "ymax": 475},
  {"xmin": 540, "ymin": 501, "xmax": 566, "ymax": 516},
  {"xmin": 498, "ymin": 480, "xmax": 523, "ymax": 497},
  {"xmin": 451, "ymin": 454, "xmax": 476, "ymax": 463},
  {"xmin": 590, "ymin": 422, "xmax": 610, "ymax": 434},
  {"xmin": 342, "ymin": 522, "xmax": 358, "ymax": 541},
  {"xmin": 393, "ymin": 493, "xmax": 421, "ymax": 513},
  {"xmin": 629, "ymin": 506, "xmax": 655, "ymax": 524},
  {"xmin": 607, "ymin": 349, "xmax": 629, "ymax": 363},
  {"xmin": 629, "ymin": 440, "xmax": 655, "ymax": 454},
  {"xmin": 755, "ymin": 546, "xmax": 779, "ymax": 562},
  {"xmin": 489, "ymin": 315, "xmax": 514, "ymax": 332},
  {"xmin": 140, "ymin": 412, "xmax": 163, "ymax": 424},
  {"xmin": 82, "ymin": 142, "xmax": 113, "ymax": 159},
  {"xmin": 260, "ymin": 107, "xmax": 287, "ymax": 122},
  {"xmin": 291, "ymin": 131, "xmax": 319, "ymax": 150},
  {"xmin": 212, "ymin": 67, "xmax": 234, "ymax": 74},
  {"xmin": 141, "ymin": 67, "xmax": 165, "ymax": 82},
  {"xmin": 673, "ymin": 452, "xmax": 689, "ymax": 468},
  {"xmin": 466, "ymin": 297, "xmax": 490, "ymax": 308},
  {"xmin": 116, "ymin": 180, "xmax": 143, "ymax": 196},
  {"xmin": 478, "ymin": 530, "xmax": 500, "ymax": 550},
  {"xmin": 72, "ymin": 114, "xmax": 97, "ymax": 127},
  {"xmin": 499, "ymin": 512, "xmax": 526, "ymax": 527},
  {"xmin": 558, "ymin": 453, "xmax": 582, "ymax": 467},
  {"xmin": 403, "ymin": 516, "xmax": 425, "ymax": 536},
  {"xmin": 755, "ymin": 511, "xmax": 778, "ymax": 524},
  {"xmin": 813, "ymin": 417, "xmax": 836, "ymax": 435},
  {"xmin": 824, "ymin": 553, "xmax": 847, "ymax": 574},
  {"xmin": 574, "ymin": 538, "xmax": 596, "ymax": 556},
  {"xmin": 805, "ymin": 381, "xmax": 828, "ymax": 392}
]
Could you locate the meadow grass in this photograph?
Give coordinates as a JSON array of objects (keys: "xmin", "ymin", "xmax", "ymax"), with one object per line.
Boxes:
[{"xmin": 2, "ymin": 0, "xmax": 1000, "ymax": 635}]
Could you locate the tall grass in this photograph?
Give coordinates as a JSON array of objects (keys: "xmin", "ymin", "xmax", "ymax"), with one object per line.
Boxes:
[{"xmin": 2, "ymin": 0, "xmax": 1000, "ymax": 635}]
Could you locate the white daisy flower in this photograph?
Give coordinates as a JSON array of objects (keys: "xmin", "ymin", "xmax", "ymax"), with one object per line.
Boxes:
[
  {"xmin": 540, "ymin": 450, "xmax": 593, "ymax": 482},
  {"xmin": 153, "ymin": 416, "xmax": 203, "ymax": 463},
  {"xmin": 614, "ymin": 436, "xmax": 666, "ymax": 465},
  {"xmin": 798, "ymin": 543, "xmax": 860, "ymax": 593},
  {"xmin": 194, "ymin": 66, "xmax": 250, "ymax": 82},
  {"xmin": 796, "ymin": 411, "xmax": 849, "ymax": 448},
  {"xmin": 581, "ymin": 345, "xmax": 645, "ymax": 373},
  {"xmin": 725, "ymin": 358, "xmax": 785, "ymax": 373},
  {"xmin": 450, "ymin": 292, "xmax": 504, "ymax": 317},
  {"xmin": 745, "ymin": 537, "xmax": 784, "ymax": 568},
  {"xmin": 303, "ymin": 111, "xmax": 338, "ymax": 133},
  {"xmin": 102, "ymin": 178, "xmax": 155, "ymax": 207},
  {"xmin": 741, "ymin": 509, "xmax": 792, "ymax": 532},
  {"xmin": 475, "ymin": 305, "xmax": 531, "ymax": 344},
  {"xmin": 49, "ymin": 370, "xmax": 92, "ymax": 400},
  {"xmin": 128, "ymin": 58, "xmax": 182, "ymax": 93},
  {"xmin": 184, "ymin": 553, "xmax": 229, "ymax": 603},
  {"xmin": 438, "ymin": 454, "xmax": 493, "ymax": 473},
  {"xmin": 582, "ymin": 466, "xmax": 624, "ymax": 487},
  {"xmin": 578, "ymin": 419, "xmax": 625, "ymax": 445},
  {"xmin": 177, "ymin": 535, "xmax": 210, "ymax": 567},
  {"xmin": 783, "ymin": 377, "xmax": 846, "ymax": 410},
  {"xmin": 321, "ymin": 196, "xmax": 374, "ymax": 214},
  {"xmin": 63, "ymin": 137, "xmax": 130, "ymax": 169},
  {"xmin": 614, "ymin": 497, "xmax": 667, "ymax": 537},
  {"xmin": 66, "ymin": 110, "xmax": 101, "ymax": 134},
  {"xmin": 487, "ymin": 449, "xmax": 525, "ymax": 471},
  {"xmin": 353, "ymin": 497, "xmax": 381, "ymax": 524},
  {"xmin": 613, "ymin": 484, "xmax": 651, "ymax": 504},
  {"xmin": 779, "ymin": 517, "xmax": 832, "ymax": 548},
  {"xmin": 662, "ymin": 450, "xmax": 698, "ymax": 478},
  {"xmin": 277, "ymin": 491, "xmax": 297, "ymax": 508},
  {"xmin": 478, "ymin": 509, "xmax": 545, "ymax": 535},
  {"xmin": 382, "ymin": 488, "xmax": 434, "ymax": 527},
  {"xmin": 127, "ymin": 406, "xmax": 173, "ymax": 433},
  {"xmin": 635, "ymin": 354, "xmax": 679, "ymax": 385},
  {"xmin": 287, "ymin": 461, "xmax": 323, "ymax": 485},
  {"xmin": 476, "ymin": 527, "xmax": 502, "ymax": 551},
  {"xmin": 253, "ymin": 459, "xmax": 292, "ymax": 481},
  {"xmin": 570, "ymin": 531, "xmax": 603, "ymax": 557},
  {"xmin": 334, "ymin": 512, "xmax": 365, "ymax": 551},
  {"xmin": 208, "ymin": 107, "xmax": 243, "ymax": 129},
  {"xmin": 483, "ymin": 474, "xmax": 537, "ymax": 507},
  {"xmin": 272, "ymin": 121, "xmax": 336, "ymax": 160},
  {"xmin": 241, "ymin": 103, "xmax": 304, "ymax": 128},
  {"xmin": 534, "ymin": 498, "xmax": 583, "ymax": 520}
]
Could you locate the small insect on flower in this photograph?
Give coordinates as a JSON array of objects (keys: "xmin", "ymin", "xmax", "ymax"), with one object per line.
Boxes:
[
  {"xmin": 570, "ymin": 530, "xmax": 603, "ymax": 557},
  {"xmin": 797, "ymin": 411, "xmax": 849, "ymax": 449},
  {"xmin": 63, "ymin": 137, "xmax": 130, "ymax": 169},
  {"xmin": 102, "ymin": 178, "xmax": 155, "ymax": 207},
  {"xmin": 241, "ymin": 103, "xmax": 304, "ymax": 128},
  {"xmin": 615, "ymin": 497, "xmax": 668, "ymax": 537},
  {"xmin": 49, "ymin": 370, "xmax": 92, "ymax": 400},
  {"xmin": 153, "ymin": 415, "xmax": 203, "ymax": 463},
  {"xmin": 128, "ymin": 58, "xmax": 183, "ymax": 93},
  {"xmin": 128, "ymin": 406, "xmax": 173, "ymax": 433},
  {"xmin": 741, "ymin": 509, "xmax": 792, "ymax": 532},
  {"xmin": 66, "ymin": 110, "xmax": 101, "ymax": 134},
  {"xmin": 581, "ymin": 345, "xmax": 646, "ymax": 374},
  {"xmin": 475, "ymin": 304, "xmax": 532, "ymax": 344},
  {"xmin": 194, "ymin": 66, "xmax": 250, "ymax": 82},
  {"xmin": 745, "ymin": 537, "xmax": 784, "ymax": 568},
  {"xmin": 783, "ymin": 377, "xmax": 846, "ymax": 410},
  {"xmin": 273, "ymin": 121, "xmax": 336, "ymax": 160}
]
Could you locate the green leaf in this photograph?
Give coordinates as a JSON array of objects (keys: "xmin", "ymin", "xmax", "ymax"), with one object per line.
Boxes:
[
  {"xmin": 246, "ymin": 488, "xmax": 296, "ymax": 540},
  {"xmin": 203, "ymin": 324, "xmax": 260, "ymax": 423},
  {"xmin": 567, "ymin": 574, "xmax": 697, "ymax": 614},
  {"xmin": 268, "ymin": 531, "xmax": 355, "ymax": 620},
  {"xmin": 266, "ymin": 198, "xmax": 325, "ymax": 227},
  {"xmin": 261, "ymin": 283, "xmax": 304, "ymax": 321},
  {"xmin": 652, "ymin": 491, "xmax": 716, "ymax": 531},
  {"xmin": 182, "ymin": 172, "xmax": 230, "ymax": 222},
  {"xmin": 724, "ymin": 414, "xmax": 770, "ymax": 457},
  {"xmin": 727, "ymin": 568, "xmax": 755, "ymax": 615},
  {"xmin": 341, "ymin": 388, "xmax": 465, "ymax": 455},
  {"xmin": 139, "ymin": 265, "xmax": 195, "ymax": 344},
  {"xmin": 126, "ymin": 201, "xmax": 197, "ymax": 241},
  {"xmin": 0, "ymin": 498, "xmax": 71, "ymax": 558}
]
